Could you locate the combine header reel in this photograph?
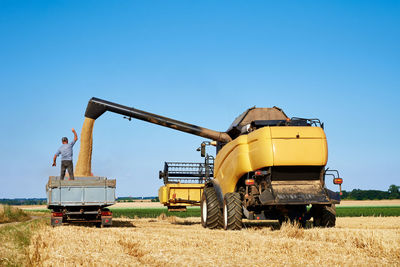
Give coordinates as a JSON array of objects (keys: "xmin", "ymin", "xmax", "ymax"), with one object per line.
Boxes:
[{"xmin": 158, "ymin": 142, "xmax": 214, "ymax": 211}]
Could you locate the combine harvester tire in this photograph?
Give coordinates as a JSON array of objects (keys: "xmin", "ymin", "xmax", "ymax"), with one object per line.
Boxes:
[
  {"xmin": 313, "ymin": 204, "xmax": 336, "ymax": 227},
  {"xmin": 223, "ymin": 192, "xmax": 243, "ymax": 230},
  {"xmin": 201, "ymin": 187, "xmax": 222, "ymax": 229}
]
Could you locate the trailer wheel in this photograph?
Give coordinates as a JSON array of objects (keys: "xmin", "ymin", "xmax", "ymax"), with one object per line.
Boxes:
[
  {"xmin": 312, "ymin": 204, "xmax": 336, "ymax": 227},
  {"xmin": 201, "ymin": 187, "xmax": 222, "ymax": 229},
  {"xmin": 223, "ymin": 192, "xmax": 242, "ymax": 230}
]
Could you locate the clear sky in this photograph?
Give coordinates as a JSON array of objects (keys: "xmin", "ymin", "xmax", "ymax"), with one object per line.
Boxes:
[{"xmin": 0, "ymin": 1, "xmax": 399, "ymax": 198}]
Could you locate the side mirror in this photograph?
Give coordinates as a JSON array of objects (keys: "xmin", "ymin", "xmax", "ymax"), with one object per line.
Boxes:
[{"xmin": 201, "ymin": 143, "xmax": 206, "ymax": 157}]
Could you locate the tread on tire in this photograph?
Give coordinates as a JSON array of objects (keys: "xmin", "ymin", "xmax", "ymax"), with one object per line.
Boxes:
[
  {"xmin": 201, "ymin": 187, "xmax": 222, "ymax": 229},
  {"xmin": 312, "ymin": 204, "xmax": 336, "ymax": 227},
  {"xmin": 223, "ymin": 192, "xmax": 243, "ymax": 230}
]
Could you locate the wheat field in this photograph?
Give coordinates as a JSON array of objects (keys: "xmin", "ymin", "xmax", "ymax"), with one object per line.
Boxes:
[
  {"xmin": 26, "ymin": 216, "xmax": 400, "ymax": 266},
  {"xmin": 15, "ymin": 199, "xmax": 400, "ymax": 211}
]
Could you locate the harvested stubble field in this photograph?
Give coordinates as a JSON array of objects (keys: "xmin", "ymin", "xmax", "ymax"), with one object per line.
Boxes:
[
  {"xmin": 109, "ymin": 206, "xmax": 400, "ymax": 218},
  {"xmin": 26, "ymin": 206, "xmax": 400, "ymax": 218},
  {"xmin": 25, "ymin": 216, "xmax": 400, "ymax": 266}
]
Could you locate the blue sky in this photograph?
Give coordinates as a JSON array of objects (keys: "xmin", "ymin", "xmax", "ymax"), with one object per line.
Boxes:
[{"xmin": 0, "ymin": 1, "xmax": 399, "ymax": 198}]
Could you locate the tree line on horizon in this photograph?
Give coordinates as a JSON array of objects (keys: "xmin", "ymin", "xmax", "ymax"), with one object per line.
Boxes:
[
  {"xmin": 0, "ymin": 198, "xmax": 47, "ymax": 205},
  {"xmin": 341, "ymin": 185, "xmax": 400, "ymax": 200},
  {"xmin": 0, "ymin": 196, "xmax": 159, "ymax": 205}
]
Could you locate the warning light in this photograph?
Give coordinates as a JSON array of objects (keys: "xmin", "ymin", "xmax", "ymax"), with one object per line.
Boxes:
[
  {"xmin": 333, "ymin": 178, "xmax": 343, "ymax": 185},
  {"xmin": 245, "ymin": 179, "xmax": 255, "ymax": 185},
  {"xmin": 254, "ymin": 170, "xmax": 267, "ymax": 176}
]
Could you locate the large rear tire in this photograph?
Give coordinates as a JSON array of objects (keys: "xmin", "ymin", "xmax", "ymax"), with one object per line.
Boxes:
[
  {"xmin": 201, "ymin": 187, "xmax": 222, "ymax": 229},
  {"xmin": 312, "ymin": 204, "xmax": 336, "ymax": 227},
  {"xmin": 223, "ymin": 192, "xmax": 243, "ymax": 230}
]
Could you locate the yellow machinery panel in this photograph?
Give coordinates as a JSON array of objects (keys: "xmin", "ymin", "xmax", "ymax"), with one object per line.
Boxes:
[
  {"xmin": 158, "ymin": 183, "xmax": 204, "ymax": 206},
  {"xmin": 272, "ymin": 139, "xmax": 327, "ymax": 165},
  {"xmin": 214, "ymin": 126, "xmax": 328, "ymax": 195}
]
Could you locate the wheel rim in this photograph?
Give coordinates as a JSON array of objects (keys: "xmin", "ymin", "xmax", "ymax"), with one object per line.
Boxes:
[
  {"xmin": 223, "ymin": 203, "xmax": 228, "ymax": 229},
  {"xmin": 202, "ymin": 198, "xmax": 207, "ymax": 223}
]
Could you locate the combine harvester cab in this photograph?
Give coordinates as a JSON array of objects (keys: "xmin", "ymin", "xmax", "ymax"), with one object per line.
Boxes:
[
  {"xmin": 82, "ymin": 98, "xmax": 343, "ymax": 230},
  {"xmin": 46, "ymin": 176, "xmax": 116, "ymax": 227}
]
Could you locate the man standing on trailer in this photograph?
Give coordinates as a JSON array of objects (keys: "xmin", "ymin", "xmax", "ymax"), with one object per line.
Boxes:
[{"xmin": 52, "ymin": 128, "xmax": 78, "ymax": 180}]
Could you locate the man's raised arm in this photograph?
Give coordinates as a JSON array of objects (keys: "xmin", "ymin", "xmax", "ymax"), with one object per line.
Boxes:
[{"xmin": 72, "ymin": 128, "xmax": 78, "ymax": 142}]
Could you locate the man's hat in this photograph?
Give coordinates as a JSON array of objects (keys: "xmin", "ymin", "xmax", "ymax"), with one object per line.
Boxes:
[{"xmin": 62, "ymin": 137, "xmax": 68, "ymax": 142}]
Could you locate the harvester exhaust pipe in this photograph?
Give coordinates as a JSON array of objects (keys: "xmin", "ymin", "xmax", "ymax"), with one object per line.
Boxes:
[{"xmin": 84, "ymin": 97, "xmax": 232, "ymax": 143}]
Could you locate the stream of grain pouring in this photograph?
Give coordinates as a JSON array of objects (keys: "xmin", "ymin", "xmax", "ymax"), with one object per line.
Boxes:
[{"xmin": 75, "ymin": 117, "xmax": 95, "ymax": 176}]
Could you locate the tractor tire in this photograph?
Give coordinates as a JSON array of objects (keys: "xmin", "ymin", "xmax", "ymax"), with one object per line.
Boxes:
[
  {"xmin": 223, "ymin": 192, "xmax": 243, "ymax": 230},
  {"xmin": 313, "ymin": 204, "xmax": 336, "ymax": 227},
  {"xmin": 201, "ymin": 187, "xmax": 222, "ymax": 229}
]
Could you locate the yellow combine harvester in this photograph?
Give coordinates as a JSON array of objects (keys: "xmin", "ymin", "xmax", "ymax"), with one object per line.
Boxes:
[{"xmin": 84, "ymin": 98, "xmax": 343, "ymax": 230}]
